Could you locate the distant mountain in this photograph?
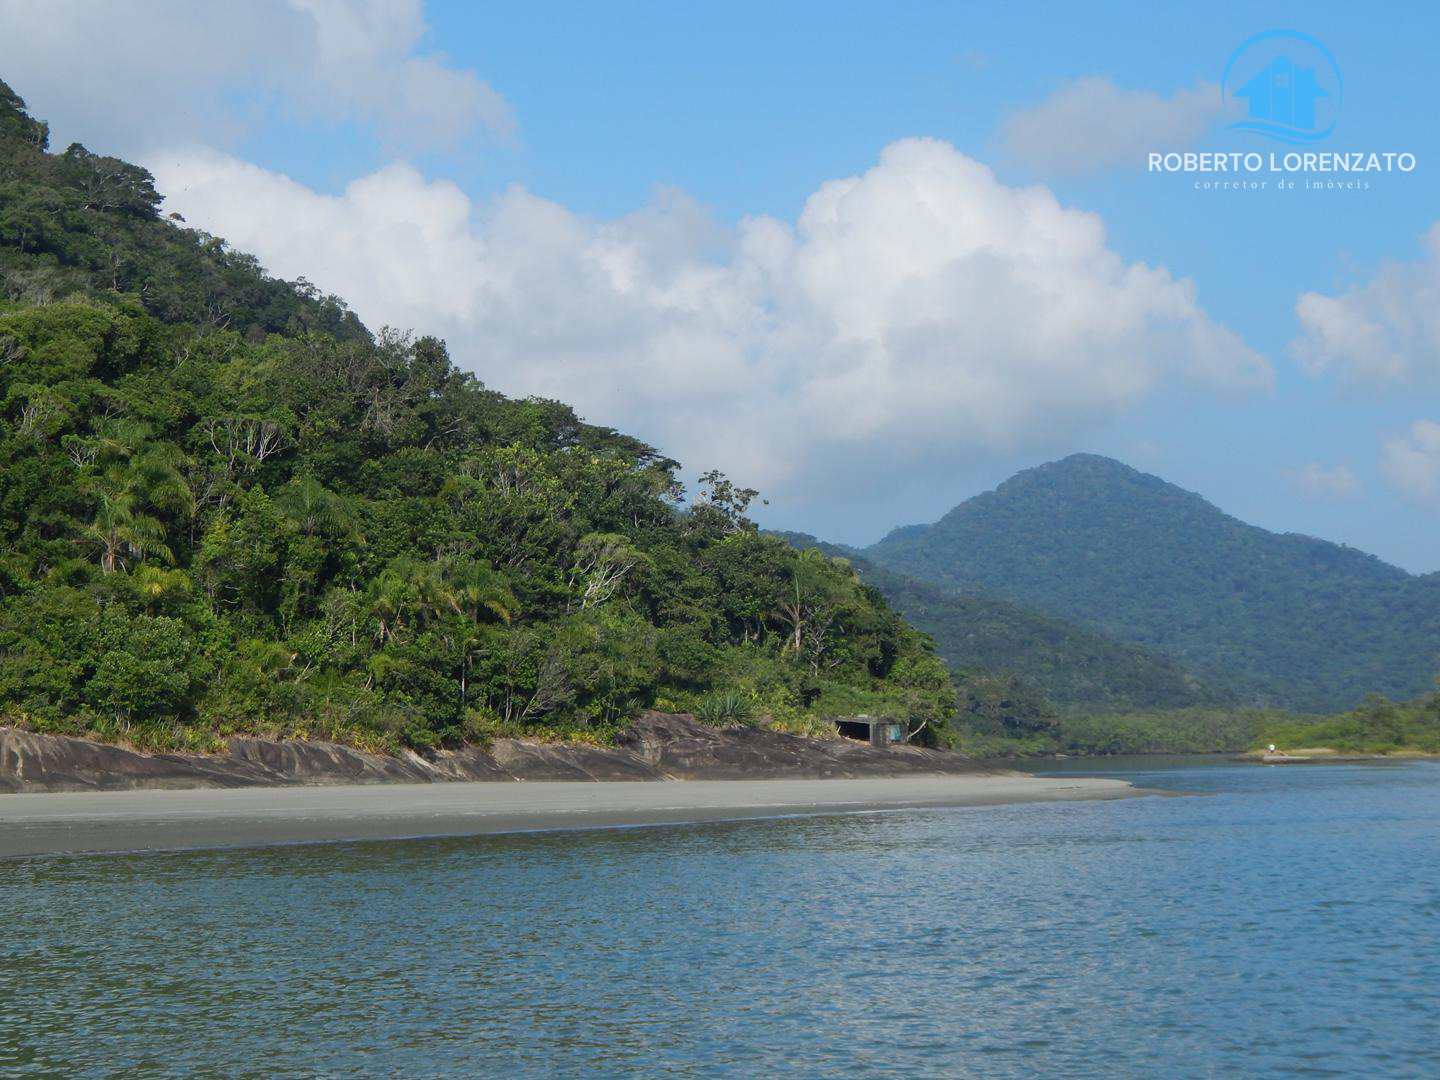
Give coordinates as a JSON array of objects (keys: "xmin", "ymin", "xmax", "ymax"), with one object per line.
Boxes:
[
  {"xmin": 772, "ymin": 532, "xmax": 1227, "ymax": 712},
  {"xmin": 867, "ymin": 454, "xmax": 1440, "ymax": 711}
]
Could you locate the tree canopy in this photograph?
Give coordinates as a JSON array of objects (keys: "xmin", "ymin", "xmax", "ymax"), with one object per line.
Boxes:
[{"xmin": 0, "ymin": 79, "xmax": 954, "ymax": 753}]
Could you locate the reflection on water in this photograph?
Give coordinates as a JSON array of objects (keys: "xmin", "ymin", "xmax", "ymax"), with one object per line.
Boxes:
[{"xmin": 5, "ymin": 761, "xmax": 1440, "ymax": 1077}]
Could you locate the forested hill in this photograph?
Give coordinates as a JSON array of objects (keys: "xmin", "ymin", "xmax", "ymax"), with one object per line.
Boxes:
[
  {"xmin": 867, "ymin": 454, "xmax": 1440, "ymax": 712},
  {"xmin": 773, "ymin": 532, "xmax": 1226, "ymax": 712},
  {"xmin": 0, "ymin": 79, "xmax": 957, "ymax": 753}
]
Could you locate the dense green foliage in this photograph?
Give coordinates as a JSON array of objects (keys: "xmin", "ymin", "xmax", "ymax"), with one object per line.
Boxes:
[
  {"xmin": 952, "ymin": 708, "xmax": 1282, "ymax": 758},
  {"xmin": 869, "ymin": 454, "xmax": 1440, "ymax": 712},
  {"xmin": 953, "ymin": 692, "xmax": 1440, "ymax": 759},
  {"xmin": 1255, "ymin": 694, "xmax": 1440, "ymax": 755},
  {"xmin": 0, "ymin": 84, "xmax": 362, "ymax": 344},
  {"xmin": 774, "ymin": 531, "xmax": 1226, "ymax": 712},
  {"xmin": 0, "ymin": 82, "xmax": 955, "ymax": 752}
]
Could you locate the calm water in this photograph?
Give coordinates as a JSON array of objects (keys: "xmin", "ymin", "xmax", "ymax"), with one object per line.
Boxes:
[{"xmin": 4, "ymin": 760, "xmax": 1439, "ymax": 1078}]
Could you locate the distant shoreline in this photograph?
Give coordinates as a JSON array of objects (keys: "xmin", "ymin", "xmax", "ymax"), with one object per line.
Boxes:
[
  {"xmin": 1234, "ymin": 748, "xmax": 1440, "ymax": 764},
  {"xmin": 0, "ymin": 774, "xmax": 1151, "ymax": 858}
]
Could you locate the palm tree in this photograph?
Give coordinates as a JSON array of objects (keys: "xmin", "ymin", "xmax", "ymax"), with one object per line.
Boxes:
[
  {"xmin": 364, "ymin": 565, "xmax": 421, "ymax": 646},
  {"xmin": 131, "ymin": 565, "xmax": 191, "ymax": 614},
  {"xmin": 422, "ymin": 557, "xmax": 517, "ymax": 709},
  {"xmin": 78, "ymin": 485, "xmax": 172, "ymax": 572},
  {"xmin": 76, "ymin": 445, "xmax": 193, "ymax": 573},
  {"xmin": 275, "ymin": 475, "xmax": 360, "ymax": 539},
  {"xmin": 434, "ymin": 557, "xmax": 517, "ymax": 626},
  {"xmin": 128, "ymin": 443, "xmax": 195, "ymax": 519}
]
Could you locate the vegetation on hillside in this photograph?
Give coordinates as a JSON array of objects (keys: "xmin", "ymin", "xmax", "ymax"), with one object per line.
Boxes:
[
  {"xmin": 869, "ymin": 454, "xmax": 1440, "ymax": 712},
  {"xmin": 1253, "ymin": 694, "xmax": 1440, "ymax": 755},
  {"xmin": 773, "ymin": 532, "xmax": 1227, "ymax": 713},
  {"xmin": 0, "ymin": 80, "xmax": 956, "ymax": 753},
  {"xmin": 951, "ymin": 708, "xmax": 1285, "ymax": 758},
  {"xmin": 948, "ymin": 690, "xmax": 1440, "ymax": 760}
]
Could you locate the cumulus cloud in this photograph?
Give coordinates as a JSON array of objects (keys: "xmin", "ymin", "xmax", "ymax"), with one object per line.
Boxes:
[
  {"xmin": 1000, "ymin": 77, "xmax": 1227, "ymax": 175},
  {"xmin": 1284, "ymin": 463, "xmax": 1360, "ymax": 499},
  {"xmin": 1291, "ymin": 224, "xmax": 1440, "ymax": 386},
  {"xmin": 0, "ymin": 0, "xmax": 512, "ymax": 155},
  {"xmin": 150, "ymin": 137, "xmax": 1269, "ymax": 506},
  {"xmin": 1380, "ymin": 421, "xmax": 1440, "ymax": 503}
]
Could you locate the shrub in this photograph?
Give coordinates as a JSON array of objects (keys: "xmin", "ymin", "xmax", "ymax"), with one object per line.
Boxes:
[{"xmin": 695, "ymin": 691, "xmax": 756, "ymax": 726}]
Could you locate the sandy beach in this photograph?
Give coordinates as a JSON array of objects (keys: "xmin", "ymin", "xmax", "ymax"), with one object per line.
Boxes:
[{"xmin": 0, "ymin": 773, "xmax": 1147, "ymax": 857}]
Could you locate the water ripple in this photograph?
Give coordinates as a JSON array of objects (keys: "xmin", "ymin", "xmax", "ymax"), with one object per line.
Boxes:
[{"xmin": 3, "ymin": 761, "xmax": 1440, "ymax": 1076}]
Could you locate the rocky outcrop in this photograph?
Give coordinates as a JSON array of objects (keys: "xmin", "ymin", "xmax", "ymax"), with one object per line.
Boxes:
[
  {"xmin": 616, "ymin": 711, "xmax": 981, "ymax": 780},
  {"xmin": 0, "ymin": 712, "xmax": 985, "ymax": 794},
  {"xmin": 485, "ymin": 739, "xmax": 663, "ymax": 781},
  {"xmin": 0, "ymin": 728, "xmax": 278, "ymax": 792}
]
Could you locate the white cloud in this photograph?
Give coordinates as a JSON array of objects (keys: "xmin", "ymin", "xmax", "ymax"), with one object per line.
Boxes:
[
  {"xmin": 287, "ymin": 0, "xmax": 513, "ymax": 147},
  {"xmin": 1380, "ymin": 421, "xmax": 1440, "ymax": 503},
  {"xmin": 1000, "ymin": 77, "xmax": 1227, "ymax": 175},
  {"xmin": 1284, "ymin": 463, "xmax": 1360, "ymax": 499},
  {"xmin": 1292, "ymin": 224, "xmax": 1440, "ymax": 386},
  {"xmin": 0, "ymin": 0, "xmax": 512, "ymax": 155},
  {"xmin": 151, "ymin": 137, "xmax": 1269, "ymax": 507}
]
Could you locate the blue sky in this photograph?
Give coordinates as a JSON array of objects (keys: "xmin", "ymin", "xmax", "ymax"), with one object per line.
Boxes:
[{"xmin": 2, "ymin": 0, "xmax": 1436, "ymax": 569}]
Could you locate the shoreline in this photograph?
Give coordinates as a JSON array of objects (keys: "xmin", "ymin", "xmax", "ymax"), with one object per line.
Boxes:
[
  {"xmin": 0, "ymin": 713, "xmax": 994, "ymax": 794},
  {"xmin": 1234, "ymin": 748, "xmax": 1440, "ymax": 764},
  {"xmin": 0, "ymin": 774, "xmax": 1152, "ymax": 858}
]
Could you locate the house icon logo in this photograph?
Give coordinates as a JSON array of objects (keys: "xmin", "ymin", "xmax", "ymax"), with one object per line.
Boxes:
[
  {"xmin": 1222, "ymin": 30, "xmax": 1342, "ymax": 144},
  {"xmin": 1237, "ymin": 56, "xmax": 1328, "ymax": 130}
]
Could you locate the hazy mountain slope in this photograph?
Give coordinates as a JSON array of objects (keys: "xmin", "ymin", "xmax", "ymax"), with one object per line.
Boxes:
[
  {"xmin": 774, "ymin": 532, "xmax": 1227, "ymax": 711},
  {"xmin": 867, "ymin": 454, "xmax": 1439, "ymax": 711}
]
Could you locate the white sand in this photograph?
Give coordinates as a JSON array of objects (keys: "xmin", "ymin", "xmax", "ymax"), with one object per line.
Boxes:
[{"xmin": 0, "ymin": 773, "xmax": 1147, "ymax": 857}]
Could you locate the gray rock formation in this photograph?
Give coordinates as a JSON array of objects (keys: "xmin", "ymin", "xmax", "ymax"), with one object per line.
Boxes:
[
  {"xmin": 615, "ymin": 711, "xmax": 981, "ymax": 780},
  {"xmin": 0, "ymin": 712, "xmax": 985, "ymax": 794}
]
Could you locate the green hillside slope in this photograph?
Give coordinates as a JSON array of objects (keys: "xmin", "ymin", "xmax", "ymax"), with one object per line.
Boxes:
[
  {"xmin": 868, "ymin": 454, "xmax": 1440, "ymax": 711},
  {"xmin": 0, "ymin": 79, "xmax": 956, "ymax": 752},
  {"xmin": 774, "ymin": 532, "xmax": 1225, "ymax": 712}
]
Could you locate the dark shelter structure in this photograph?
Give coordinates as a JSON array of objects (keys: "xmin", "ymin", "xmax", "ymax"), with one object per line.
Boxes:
[{"xmin": 834, "ymin": 716, "xmax": 906, "ymax": 747}]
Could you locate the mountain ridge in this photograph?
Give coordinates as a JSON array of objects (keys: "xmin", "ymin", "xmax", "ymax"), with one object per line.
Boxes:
[
  {"xmin": 867, "ymin": 453, "xmax": 1438, "ymax": 711},
  {"xmin": 890, "ymin": 454, "xmax": 1412, "ymax": 579}
]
